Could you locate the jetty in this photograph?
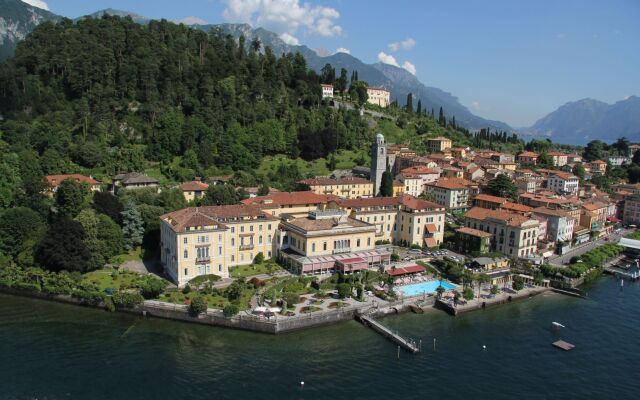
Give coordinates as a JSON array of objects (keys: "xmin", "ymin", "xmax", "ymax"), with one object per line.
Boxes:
[{"xmin": 356, "ymin": 313, "xmax": 420, "ymax": 353}]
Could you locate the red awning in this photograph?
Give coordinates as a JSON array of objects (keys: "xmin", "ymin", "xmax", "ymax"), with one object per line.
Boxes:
[
  {"xmin": 423, "ymin": 237, "xmax": 437, "ymax": 248},
  {"xmin": 424, "ymin": 223, "xmax": 438, "ymax": 233},
  {"xmin": 607, "ymin": 216, "xmax": 621, "ymax": 223}
]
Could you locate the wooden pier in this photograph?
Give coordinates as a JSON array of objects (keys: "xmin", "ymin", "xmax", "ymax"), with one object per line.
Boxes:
[{"xmin": 356, "ymin": 314, "xmax": 420, "ymax": 353}]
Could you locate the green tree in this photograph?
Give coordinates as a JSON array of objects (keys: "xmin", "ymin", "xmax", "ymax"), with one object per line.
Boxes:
[
  {"xmin": 379, "ymin": 166, "xmax": 394, "ymax": 197},
  {"xmin": 223, "ymin": 304, "xmax": 239, "ymax": 317},
  {"xmin": 512, "ymin": 276, "xmax": 525, "ymax": 291},
  {"xmin": 121, "ymin": 201, "xmax": 144, "ymax": 250},
  {"xmin": 613, "ymin": 137, "xmax": 630, "ymax": 156},
  {"xmin": 54, "ymin": 179, "xmax": 88, "ymax": 218},
  {"xmin": 0, "ymin": 207, "xmax": 45, "ymax": 258},
  {"xmin": 253, "ymin": 252, "xmax": 265, "ymax": 264},
  {"xmin": 406, "ymin": 93, "xmax": 413, "ymax": 114},
  {"xmin": 93, "ymin": 192, "xmax": 124, "ymax": 224},
  {"xmin": 572, "ymin": 163, "xmax": 586, "ymax": 180},
  {"xmin": 202, "ymin": 185, "xmax": 239, "ymax": 206},
  {"xmin": 486, "ymin": 174, "xmax": 518, "ymax": 200},
  {"xmin": 349, "ymin": 80, "xmax": 369, "ymax": 106},
  {"xmin": 490, "ymin": 285, "xmax": 499, "ymax": 295},
  {"xmin": 35, "ymin": 218, "xmax": 93, "ymax": 273},
  {"xmin": 537, "ymin": 153, "xmax": 554, "ymax": 168},
  {"xmin": 337, "ymin": 283, "xmax": 352, "ymax": 299},
  {"xmin": 462, "ymin": 286, "xmax": 474, "ymax": 301},
  {"xmin": 257, "ymin": 183, "xmax": 270, "ymax": 196},
  {"xmin": 583, "ymin": 140, "xmax": 605, "ymax": 162},
  {"xmin": 335, "ymin": 68, "xmax": 348, "ymax": 97}
]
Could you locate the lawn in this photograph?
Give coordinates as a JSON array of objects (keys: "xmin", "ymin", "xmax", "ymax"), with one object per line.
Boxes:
[
  {"xmin": 109, "ymin": 248, "xmax": 143, "ymax": 265},
  {"xmin": 229, "ymin": 262, "xmax": 283, "ymax": 278},
  {"xmin": 82, "ymin": 268, "xmax": 143, "ymax": 291}
]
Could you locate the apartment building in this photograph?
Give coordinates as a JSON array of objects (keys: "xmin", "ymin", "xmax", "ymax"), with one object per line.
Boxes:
[
  {"xmin": 589, "ymin": 160, "xmax": 607, "ymax": 174},
  {"xmin": 464, "ymin": 207, "xmax": 540, "ymax": 258},
  {"xmin": 321, "ymin": 84, "xmax": 334, "ymax": 98},
  {"xmin": 45, "ymin": 174, "xmax": 101, "ymax": 193},
  {"xmin": 547, "ymin": 172, "xmax": 579, "ymax": 194},
  {"xmin": 336, "ymin": 195, "xmax": 446, "ymax": 247},
  {"xmin": 622, "ymin": 195, "xmax": 640, "ymax": 225},
  {"xmin": 298, "ymin": 177, "xmax": 374, "ymax": 199},
  {"xmin": 547, "ymin": 152, "xmax": 569, "ymax": 167},
  {"xmin": 425, "ymin": 178, "xmax": 476, "ymax": 210},
  {"xmin": 160, "ymin": 205, "xmax": 278, "ymax": 287},
  {"xmin": 532, "ymin": 207, "xmax": 575, "ymax": 243}
]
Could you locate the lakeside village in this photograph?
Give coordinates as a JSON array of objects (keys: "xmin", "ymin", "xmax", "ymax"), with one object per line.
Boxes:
[{"xmin": 3, "ymin": 126, "xmax": 640, "ymax": 335}]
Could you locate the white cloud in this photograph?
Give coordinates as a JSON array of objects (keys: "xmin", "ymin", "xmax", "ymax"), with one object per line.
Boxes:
[
  {"xmin": 402, "ymin": 61, "xmax": 416, "ymax": 75},
  {"xmin": 178, "ymin": 16, "xmax": 208, "ymax": 25},
  {"xmin": 388, "ymin": 37, "xmax": 416, "ymax": 52},
  {"xmin": 377, "ymin": 51, "xmax": 399, "ymax": 67},
  {"xmin": 21, "ymin": 0, "xmax": 49, "ymax": 10},
  {"xmin": 314, "ymin": 48, "xmax": 330, "ymax": 56},
  {"xmin": 280, "ymin": 32, "xmax": 300, "ymax": 45},
  {"xmin": 335, "ymin": 47, "xmax": 350, "ymax": 54},
  {"xmin": 222, "ymin": 0, "xmax": 342, "ymax": 38},
  {"xmin": 471, "ymin": 101, "xmax": 481, "ymax": 111}
]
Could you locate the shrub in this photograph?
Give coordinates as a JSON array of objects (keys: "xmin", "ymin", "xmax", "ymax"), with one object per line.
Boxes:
[
  {"xmin": 182, "ymin": 284, "xmax": 192, "ymax": 294},
  {"xmin": 74, "ymin": 289, "xmax": 105, "ymax": 306},
  {"xmin": 112, "ymin": 291, "xmax": 144, "ymax": 308},
  {"xmin": 189, "ymin": 295, "xmax": 208, "ymax": 316},
  {"xmin": 512, "ymin": 276, "xmax": 525, "ymax": 291},
  {"xmin": 282, "ymin": 292, "xmax": 300, "ymax": 306},
  {"xmin": 223, "ymin": 304, "xmax": 239, "ymax": 317},
  {"xmin": 253, "ymin": 252, "xmax": 265, "ymax": 264},
  {"xmin": 462, "ymin": 287, "xmax": 474, "ymax": 301},
  {"xmin": 337, "ymin": 283, "xmax": 352, "ymax": 299},
  {"xmin": 490, "ymin": 285, "xmax": 499, "ymax": 295},
  {"xmin": 249, "ymin": 277, "xmax": 264, "ymax": 289},
  {"xmin": 136, "ymin": 276, "xmax": 167, "ymax": 299},
  {"xmin": 390, "ymin": 252, "xmax": 400, "ymax": 262},
  {"xmin": 188, "ymin": 274, "xmax": 221, "ymax": 287},
  {"xmin": 226, "ymin": 281, "xmax": 244, "ymax": 301}
]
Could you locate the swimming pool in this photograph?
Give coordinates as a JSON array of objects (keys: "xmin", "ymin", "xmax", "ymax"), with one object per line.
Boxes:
[{"xmin": 398, "ymin": 280, "xmax": 456, "ymax": 297}]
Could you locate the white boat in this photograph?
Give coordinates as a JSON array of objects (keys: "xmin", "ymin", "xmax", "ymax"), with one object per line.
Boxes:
[{"xmin": 551, "ymin": 322, "xmax": 565, "ymax": 329}]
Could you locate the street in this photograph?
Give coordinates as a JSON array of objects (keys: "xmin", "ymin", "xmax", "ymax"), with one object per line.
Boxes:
[{"xmin": 548, "ymin": 228, "xmax": 632, "ymax": 265}]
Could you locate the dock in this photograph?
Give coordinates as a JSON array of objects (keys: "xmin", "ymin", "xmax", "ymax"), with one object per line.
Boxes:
[
  {"xmin": 356, "ymin": 313, "xmax": 420, "ymax": 353},
  {"xmin": 552, "ymin": 340, "xmax": 575, "ymax": 351}
]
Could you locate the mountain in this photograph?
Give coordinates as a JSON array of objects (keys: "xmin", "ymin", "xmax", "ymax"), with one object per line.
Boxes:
[
  {"xmin": 0, "ymin": 0, "xmax": 60, "ymax": 60},
  {"xmin": 522, "ymin": 97, "xmax": 640, "ymax": 144},
  {"xmin": 213, "ymin": 23, "xmax": 513, "ymax": 132}
]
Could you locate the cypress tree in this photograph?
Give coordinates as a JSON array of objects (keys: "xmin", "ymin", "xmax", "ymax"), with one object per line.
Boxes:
[
  {"xmin": 406, "ymin": 93, "xmax": 413, "ymax": 114},
  {"xmin": 416, "ymin": 99, "xmax": 422, "ymax": 115}
]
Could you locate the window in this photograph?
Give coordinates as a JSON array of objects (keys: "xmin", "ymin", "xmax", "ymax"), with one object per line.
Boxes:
[
  {"xmin": 259, "ymin": 225, "xmax": 262, "ymax": 231},
  {"xmin": 231, "ymin": 227, "xmax": 235, "ymax": 233},
  {"xmin": 184, "ymin": 268, "xmax": 188, "ymax": 276},
  {"xmin": 250, "ymin": 225, "xmax": 254, "ymax": 232},
  {"xmin": 231, "ymin": 238, "xmax": 235, "ymax": 246},
  {"xmin": 268, "ymin": 224, "xmax": 272, "ymax": 230},
  {"xmin": 240, "ymin": 226, "xmax": 244, "ymax": 233},
  {"xmin": 218, "ymin": 264, "xmax": 222, "ymax": 272},
  {"xmin": 231, "ymin": 255, "xmax": 235, "ymax": 262},
  {"xmin": 323, "ymin": 241, "xmax": 327, "ymax": 251},
  {"xmin": 219, "ymin": 246, "xmax": 222, "ymax": 255},
  {"xmin": 183, "ymin": 250, "xmax": 188, "ymax": 259},
  {"xmin": 268, "ymin": 235, "xmax": 272, "ymax": 244},
  {"xmin": 357, "ymin": 239, "xmax": 361, "ymax": 247},
  {"xmin": 259, "ymin": 235, "xmax": 263, "ymax": 244},
  {"xmin": 312, "ymin": 243, "xmax": 316, "ymax": 252},
  {"xmin": 183, "ymin": 237, "xmax": 188, "ymax": 244}
]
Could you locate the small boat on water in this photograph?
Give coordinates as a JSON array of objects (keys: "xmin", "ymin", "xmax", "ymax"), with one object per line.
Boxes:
[{"xmin": 551, "ymin": 322, "xmax": 565, "ymax": 330}]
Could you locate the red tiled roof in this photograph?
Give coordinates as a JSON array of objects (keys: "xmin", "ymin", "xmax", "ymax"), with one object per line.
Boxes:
[
  {"xmin": 475, "ymin": 193, "xmax": 508, "ymax": 204},
  {"xmin": 401, "ymin": 166, "xmax": 439, "ymax": 175},
  {"xmin": 517, "ymin": 151, "xmax": 539, "ymax": 158},
  {"xmin": 427, "ymin": 178, "xmax": 474, "ymax": 190},
  {"xmin": 45, "ymin": 174, "xmax": 98, "ymax": 187},
  {"xmin": 591, "ymin": 160, "xmax": 607, "ymax": 164},
  {"xmin": 547, "ymin": 152, "xmax": 567, "ymax": 156},
  {"xmin": 367, "ymin": 86, "xmax": 388, "ymax": 91},
  {"xmin": 502, "ymin": 202, "xmax": 534, "ymax": 213},
  {"xmin": 179, "ymin": 180, "xmax": 209, "ymax": 191},
  {"xmin": 161, "ymin": 205, "xmax": 276, "ymax": 232},
  {"xmin": 456, "ymin": 227, "xmax": 492, "ymax": 238},
  {"xmin": 241, "ymin": 191, "xmax": 339, "ymax": 207},
  {"xmin": 464, "ymin": 207, "xmax": 534, "ymax": 228},
  {"xmin": 553, "ymin": 172, "xmax": 578, "ymax": 180},
  {"xmin": 338, "ymin": 195, "xmax": 444, "ymax": 211}
]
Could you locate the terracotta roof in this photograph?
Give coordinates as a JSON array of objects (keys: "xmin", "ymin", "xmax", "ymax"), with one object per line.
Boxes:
[
  {"xmin": 591, "ymin": 160, "xmax": 607, "ymax": 164},
  {"xmin": 532, "ymin": 206, "xmax": 571, "ymax": 218},
  {"xmin": 401, "ymin": 166, "xmax": 439, "ymax": 175},
  {"xmin": 367, "ymin": 86, "xmax": 388, "ymax": 91},
  {"xmin": 208, "ymin": 175, "xmax": 233, "ymax": 183},
  {"xmin": 427, "ymin": 136, "xmax": 452, "ymax": 142},
  {"xmin": 298, "ymin": 177, "xmax": 372, "ymax": 186},
  {"xmin": 517, "ymin": 151, "xmax": 539, "ymax": 158},
  {"xmin": 552, "ymin": 172, "xmax": 579, "ymax": 181},
  {"xmin": 321, "ymin": 84, "xmax": 333, "ymax": 87},
  {"xmin": 45, "ymin": 174, "xmax": 98, "ymax": 187},
  {"xmin": 179, "ymin": 180, "xmax": 209, "ymax": 191},
  {"xmin": 464, "ymin": 207, "xmax": 535, "ymax": 228},
  {"xmin": 547, "ymin": 152, "xmax": 567, "ymax": 156},
  {"xmin": 113, "ymin": 172, "xmax": 159, "ymax": 185},
  {"xmin": 161, "ymin": 205, "xmax": 276, "ymax": 233},
  {"xmin": 456, "ymin": 227, "xmax": 492, "ymax": 238},
  {"xmin": 475, "ymin": 193, "xmax": 508, "ymax": 204},
  {"xmin": 427, "ymin": 178, "xmax": 474, "ymax": 190},
  {"xmin": 241, "ymin": 191, "xmax": 339, "ymax": 207},
  {"xmin": 502, "ymin": 202, "xmax": 534, "ymax": 213}
]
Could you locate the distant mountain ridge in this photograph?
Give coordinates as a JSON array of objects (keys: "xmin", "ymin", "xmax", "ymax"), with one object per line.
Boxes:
[
  {"xmin": 521, "ymin": 97, "xmax": 640, "ymax": 144},
  {"xmin": 0, "ymin": 0, "xmax": 60, "ymax": 60}
]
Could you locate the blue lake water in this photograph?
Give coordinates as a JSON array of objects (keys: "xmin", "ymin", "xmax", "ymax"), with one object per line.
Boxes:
[
  {"xmin": 399, "ymin": 280, "xmax": 456, "ymax": 296},
  {"xmin": 1, "ymin": 276, "xmax": 640, "ymax": 399}
]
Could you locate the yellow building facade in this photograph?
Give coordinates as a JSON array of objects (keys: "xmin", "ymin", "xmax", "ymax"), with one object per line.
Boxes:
[{"xmin": 298, "ymin": 177, "xmax": 374, "ymax": 199}]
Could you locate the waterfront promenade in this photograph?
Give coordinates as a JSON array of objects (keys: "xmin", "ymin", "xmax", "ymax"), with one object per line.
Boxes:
[{"xmin": 436, "ymin": 285, "xmax": 550, "ymax": 315}]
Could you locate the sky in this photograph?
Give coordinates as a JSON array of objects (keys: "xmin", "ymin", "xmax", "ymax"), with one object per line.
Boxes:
[{"xmin": 24, "ymin": 0, "xmax": 640, "ymax": 127}]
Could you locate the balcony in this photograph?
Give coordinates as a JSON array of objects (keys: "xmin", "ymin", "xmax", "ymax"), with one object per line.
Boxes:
[
  {"xmin": 332, "ymin": 248, "xmax": 351, "ymax": 255},
  {"xmin": 239, "ymin": 244, "xmax": 255, "ymax": 250},
  {"xmin": 375, "ymin": 231, "xmax": 384, "ymax": 237},
  {"xmin": 195, "ymin": 257, "xmax": 210, "ymax": 264}
]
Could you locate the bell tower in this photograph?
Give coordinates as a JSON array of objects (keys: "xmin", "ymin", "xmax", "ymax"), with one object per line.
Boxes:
[{"xmin": 371, "ymin": 133, "xmax": 387, "ymax": 196}]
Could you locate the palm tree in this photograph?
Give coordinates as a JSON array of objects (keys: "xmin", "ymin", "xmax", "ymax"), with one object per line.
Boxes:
[
  {"xmin": 436, "ymin": 285, "xmax": 445, "ymax": 299},
  {"xmin": 477, "ymin": 273, "xmax": 490, "ymax": 299}
]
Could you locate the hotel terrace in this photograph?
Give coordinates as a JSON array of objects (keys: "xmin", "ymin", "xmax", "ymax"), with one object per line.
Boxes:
[
  {"xmin": 275, "ymin": 209, "xmax": 391, "ymax": 276},
  {"xmin": 160, "ymin": 205, "xmax": 278, "ymax": 287},
  {"xmin": 241, "ymin": 191, "xmax": 339, "ymax": 217}
]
